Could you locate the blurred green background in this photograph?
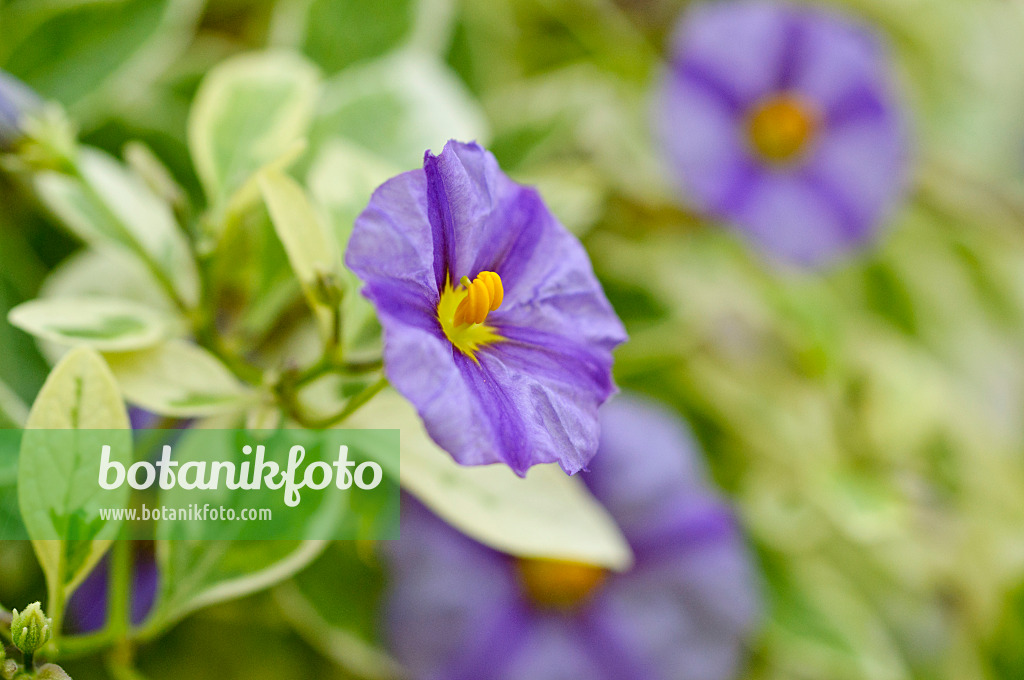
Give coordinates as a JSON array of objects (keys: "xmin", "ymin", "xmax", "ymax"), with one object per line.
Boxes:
[{"xmin": 3, "ymin": 0, "xmax": 1024, "ymax": 679}]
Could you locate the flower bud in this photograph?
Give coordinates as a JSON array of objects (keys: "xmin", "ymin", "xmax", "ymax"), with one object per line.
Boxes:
[
  {"xmin": 1, "ymin": 659, "xmax": 15, "ymax": 680},
  {"xmin": 36, "ymin": 663, "xmax": 72, "ymax": 680},
  {"xmin": 0, "ymin": 69, "xmax": 41, "ymax": 151},
  {"xmin": 312, "ymin": 268, "xmax": 344, "ymax": 308},
  {"xmin": 10, "ymin": 602, "xmax": 52, "ymax": 654}
]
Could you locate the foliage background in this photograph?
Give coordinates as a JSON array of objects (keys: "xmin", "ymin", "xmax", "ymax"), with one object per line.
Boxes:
[{"xmin": 2, "ymin": 0, "xmax": 1024, "ymax": 679}]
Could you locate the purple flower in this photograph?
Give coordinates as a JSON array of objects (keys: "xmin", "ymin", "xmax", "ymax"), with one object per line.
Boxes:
[
  {"xmin": 656, "ymin": 1, "xmax": 909, "ymax": 265},
  {"xmin": 66, "ymin": 543, "xmax": 159, "ymax": 634},
  {"xmin": 0, "ymin": 69, "xmax": 40, "ymax": 151},
  {"xmin": 346, "ymin": 140, "xmax": 626, "ymax": 476},
  {"xmin": 384, "ymin": 395, "xmax": 761, "ymax": 680}
]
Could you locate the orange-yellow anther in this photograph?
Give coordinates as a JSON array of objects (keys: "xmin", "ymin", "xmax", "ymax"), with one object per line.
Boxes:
[
  {"xmin": 517, "ymin": 558, "xmax": 607, "ymax": 611},
  {"xmin": 747, "ymin": 93, "xmax": 819, "ymax": 163},
  {"xmin": 453, "ymin": 271, "xmax": 503, "ymax": 327}
]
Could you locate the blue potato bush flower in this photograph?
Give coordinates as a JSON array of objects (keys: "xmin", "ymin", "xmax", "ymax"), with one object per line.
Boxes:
[
  {"xmin": 384, "ymin": 396, "xmax": 760, "ymax": 680},
  {"xmin": 656, "ymin": 1, "xmax": 909, "ymax": 265},
  {"xmin": 0, "ymin": 68, "xmax": 40, "ymax": 151},
  {"xmin": 346, "ymin": 140, "xmax": 627, "ymax": 476}
]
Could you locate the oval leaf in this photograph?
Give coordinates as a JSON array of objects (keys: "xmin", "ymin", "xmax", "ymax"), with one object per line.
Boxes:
[
  {"xmin": 188, "ymin": 51, "xmax": 320, "ymax": 206},
  {"xmin": 19, "ymin": 347, "xmax": 131, "ymax": 601},
  {"xmin": 347, "ymin": 389, "xmax": 633, "ymax": 570},
  {"xmin": 9, "ymin": 296, "xmax": 173, "ymax": 351},
  {"xmin": 103, "ymin": 340, "xmax": 253, "ymax": 417},
  {"xmin": 258, "ymin": 168, "xmax": 342, "ymax": 338},
  {"xmin": 34, "ymin": 148, "xmax": 200, "ymax": 307}
]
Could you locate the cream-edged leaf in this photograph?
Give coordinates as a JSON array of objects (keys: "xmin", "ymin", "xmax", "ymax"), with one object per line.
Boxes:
[
  {"xmin": 313, "ymin": 49, "xmax": 489, "ymax": 169},
  {"xmin": 188, "ymin": 51, "xmax": 320, "ymax": 206},
  {"xmin": 104, "ymin": 340, "xmax": 253, "ymax": 417},
  {"xmin": 33, "ymin": 148, "xmax": 200, "ymax": 307},
  {"xmin": 347, "ymin": 390, "xmax": 633, "ymax": 571},
  {"xmin": 258, "ymin": 168, "xmax": 341, "ymax": 338},
  {"xmin": 9, "ymin": 296, "xmax": 173, "ymax": 351},
  {"xmin": 20, "ymin": 348, "xmax": 131, "ymax": 601}
]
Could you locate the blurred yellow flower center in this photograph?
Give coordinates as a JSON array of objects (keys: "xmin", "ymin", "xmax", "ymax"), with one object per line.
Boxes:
[
  {"xmin": 437, "ymin": 271, "xmax": 504, "ymax": 359},
  {"xmin": 746, "ymin": 94, "xmax": 819, "ymax": 163},
  {"xmin": 516, "ymin": 558, "xmax": 608, "ymax": 611}
]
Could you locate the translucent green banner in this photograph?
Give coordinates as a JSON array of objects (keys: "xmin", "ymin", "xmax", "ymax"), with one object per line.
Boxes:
[{"xmin": 0, "ymin": 428, "xmax": 399, "ymax": 541}]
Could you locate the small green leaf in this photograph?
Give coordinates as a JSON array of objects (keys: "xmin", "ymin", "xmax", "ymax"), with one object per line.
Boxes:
[
  {"xmin": 103, "ymin": 340, "xmax": 253, "ymax": 417},
  {"xmin": 33, "ymin": 148, "xmax": 200, "ymax": 307},
  {"xmin": 347, "ymin": 389, "xmax": 634, "ymax": 570},
  {"xmin": 258, "ymin": 168, "xmax": 342, "ymax": 339},
  {"xmin": 9, "ymin": 297, "xmax": 174, "ymax": 351},
  {"xmin": 188, "ymin": 51, "xmax": 320, "ymax": 208},
  {"xmin": 19, "ymin": 348, "xmax": 131, "ymax": 604}
]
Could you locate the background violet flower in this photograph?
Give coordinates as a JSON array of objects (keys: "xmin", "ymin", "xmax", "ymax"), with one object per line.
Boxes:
[
  {"xmin": 346, "ymin": 140, "xmax": 626, "ymax": 476},
  {"xmin": 384, "ymin": 395, "xmax": 761, "ymax": 680},
  {"xmin": 0, "ymin": 69, "xmax": 40, "ymax": 151},
  {"xmin": 656, "ymin": 0, "xmax": 909, "ymax": 265}
]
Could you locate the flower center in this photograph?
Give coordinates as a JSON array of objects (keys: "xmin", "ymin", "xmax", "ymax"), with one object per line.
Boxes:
[
  {"xmin": 746, "ymin": 94, "xmax": 819, "ymax": 163},
  {"xmin": 516, "ymin": 558, "xmax": 607, "ymax": 611},
  {"xmin": 437, "ymin": 271, "xmax": 504, "ymax": 359}
]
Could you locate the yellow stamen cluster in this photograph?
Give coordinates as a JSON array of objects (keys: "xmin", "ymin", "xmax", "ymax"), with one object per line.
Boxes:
[
  {"xmin": 437, "ymin": 271, "xmax": 505, "ymax": 359},
  {"xmin": 746, "ymin": 93, "xmax": 819, "ymax": 163},
  {"xmin": 516, "ymin": 558, "xmax": 608, "ymax": 611},
  {"xmin": 453, "ymin": 271, "xmax": 504, "ymax": 327}
]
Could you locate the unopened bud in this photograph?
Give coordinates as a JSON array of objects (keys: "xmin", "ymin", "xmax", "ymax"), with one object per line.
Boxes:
[
  {"xmin": 10, "ymin": 602, "xmax": 52, "ymax": 654},
  {"xmin": 36, "ymin": 663, "xmax": 72, "ymax": 680},
  {"xmin": 0, "ymin": 69, "xmax": 41, "ymax": 151},
  {"xmin": 312, "ymin": 268, "xmax": 344, "ymax": 308},
  {"xmin": 1, "ymin": 658, "xmax": 15, "ymax": 680}
]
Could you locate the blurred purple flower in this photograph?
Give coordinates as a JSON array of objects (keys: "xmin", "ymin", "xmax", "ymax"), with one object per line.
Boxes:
[
  {"xmin": 66, "ymin": 543, "xmax": 159, "ymax": 634},
  {"xmin": 346, "ymin": 140, "xmax": 626, "ymax": 476},
  {"xmin": 0, "ymin": 69, "xmax": 40, "ymax": 151},
  {"xmin": 656, "ymin": 0, "xmax": 909, "ymax": 265},
  {"xmin": 384, "ymin": 396, "xmax": 761, "ymax": 680}
]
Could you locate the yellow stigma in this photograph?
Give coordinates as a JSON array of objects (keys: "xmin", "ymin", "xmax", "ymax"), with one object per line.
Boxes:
[
  {"xmin": 437, "ymin": 271, "xmax": 504, "ymax": 359},
  {"xmin": 516, "ymin": 558, "xmax": 607, "ymax": 612},
  {"xmin": 746, "ymin": 93, "xmax": 819, "ymax": 163}
]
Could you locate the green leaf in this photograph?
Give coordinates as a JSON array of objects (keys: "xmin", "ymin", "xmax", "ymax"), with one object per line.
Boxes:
[
  {"xmin": 0, "ymin": 0, "xmax": 204, "ymax": 124},
  {"xmin": 9, "ymin": 296, "xmax": 175, "ymax": 352},
  {"xmin": 149, "ymin": 540, "xmax": 327, "ymax": 633},
  {"xmin": 258, "ymin": 168, "xmax": 342, "ymax": 339},
  {"xmin": 19, "ymin": 347, "xmax": 131, "ymax": 609},
  {"xmin": 347, "ymin": 389, "xmax": 634, "ymax": 570},
  {"xmin": 103, "ymin": 340, "xmax": 253, "ymax": 417},
  {"xmin": 188, "ymin": 51, "xmax": 320, "ymax": 208},
  {"xmin": 286, "ymin": 0, "xmax": 418, "ymax": 73},
  {"xmin": 33, "ymin": 148, "xmax": 200, "ymax": 307},
  {"xmin": 312, "ymin": 49, "xmax": 489, "ymax": 169},
  {"xmin": 42, "ymin": 246, "xmax": 179, "ymax": 310},
  {"xmin": 308, "ymin": 140, "xmax": 395, "ymax": 355}
]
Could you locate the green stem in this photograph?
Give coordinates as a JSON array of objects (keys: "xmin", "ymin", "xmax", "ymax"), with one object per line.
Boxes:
[
  {"xmin": 67, "ymin": 163, "xmax": 190, "ymax": 314},
  {"xmin": 23, "ymin": 651, "xmax": 34, "ymax": 672},
  {"xmin": 107, "ymin": 542, "xmax": 132, "ymax": 640},
  {"xmin": 284, "ymin": 376, "xmax": 388, "ymax": 429}
]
